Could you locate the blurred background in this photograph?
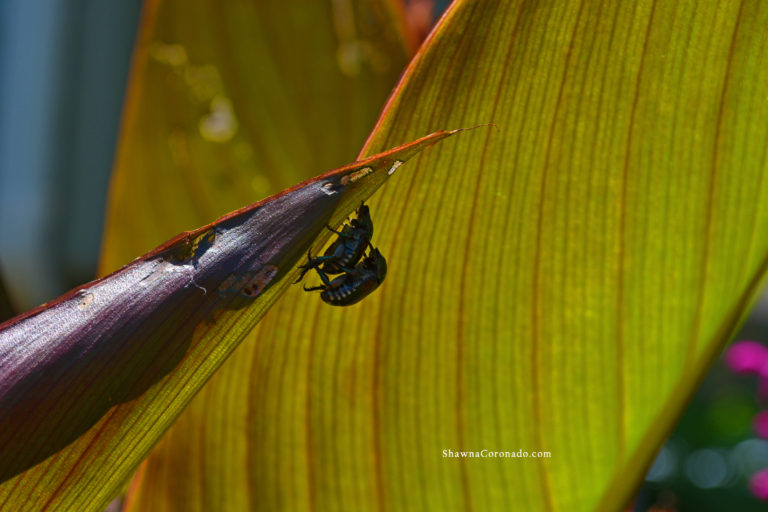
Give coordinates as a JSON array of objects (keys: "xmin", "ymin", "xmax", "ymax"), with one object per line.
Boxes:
[
  {"xmin": 0, "ymin": 0, "xmax": 142, "ymax": 312},
  {"xmin": 1, "ymin": 1, "xmax": 766, "ymax": 510}
]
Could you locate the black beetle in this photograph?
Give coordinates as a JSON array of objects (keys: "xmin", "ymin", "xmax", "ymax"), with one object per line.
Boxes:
[
  {"xmin": 294, "ymin": 203, "xmax": 373, "ymax": 283},
  {"xmin": 303, "ymin": 246, "xmax": 387, "ymax": 306}
]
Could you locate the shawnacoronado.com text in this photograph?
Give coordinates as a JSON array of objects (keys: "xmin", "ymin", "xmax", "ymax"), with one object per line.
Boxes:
[{"xmin": 442, "ymin": 449, "xmax": 551, "ymax": 458}]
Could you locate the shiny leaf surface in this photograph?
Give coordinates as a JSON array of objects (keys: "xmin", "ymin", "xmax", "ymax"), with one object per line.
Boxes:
[
  {"xmin": 127, "ymin": 0, "xmax": 768, "ymax": 511},
  {"xmin": 0, "ymin": 130, "xmax": 453, "ymax": 510},
  {"xmin": 101, "ymin": 0, "xmax": 410, "ymax": 265}
]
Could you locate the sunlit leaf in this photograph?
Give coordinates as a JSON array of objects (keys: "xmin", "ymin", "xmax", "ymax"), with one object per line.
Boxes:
[
  {"xmin": 0, "ymin": 129, "xmax": 455, "ymax": 511},
  {"xmin": 121, "ymin": 0, "xmax": 768, "ymax": 511},
  {"xmin": 100, "ymin": 0, "xmax": 411, "ymax": 265}
]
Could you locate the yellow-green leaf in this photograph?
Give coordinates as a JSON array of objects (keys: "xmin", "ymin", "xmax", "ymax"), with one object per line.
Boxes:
[
  {"xmin": 0, "ymin": 1, "xmax": 417, "ymax": 509},
  {"xmin": 0, "ymin": 131, "xmax": 454, "ymax": 511},
  {"xmin": 128, "ymin": 0, "xmax": 768, "ymax": 511},
  {"xmin": 101, "ymin": 0, "xmax": 410, "ymax": 265}
]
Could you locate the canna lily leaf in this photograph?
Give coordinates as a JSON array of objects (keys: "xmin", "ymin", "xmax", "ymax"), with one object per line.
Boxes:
[
  {"xmin": 100, "ymin": 0, "xmax": 411, "ymax": 266},
  {"xmin": 125, "ymin": 0, "xmax": 768, "ymax": 511},
  {"xmin": 0, "ymin": 131, "xmax": 457, "ymax": 511}
]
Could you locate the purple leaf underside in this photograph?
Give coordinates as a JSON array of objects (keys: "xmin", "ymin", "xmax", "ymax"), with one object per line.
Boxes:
[{"xmin": 0, "ymin": 130, "xmax": 457, "ymax": 483}]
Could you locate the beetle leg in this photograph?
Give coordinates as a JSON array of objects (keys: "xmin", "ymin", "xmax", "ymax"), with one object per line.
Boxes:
[
  {"xmin": 303, "ymin": 284, "xmax": 326, "ymax": 292},
  {"xmin": 325, "ymin": 225, "xmax": 346, "ymax": 236},
  {"xmin": 312, "ymin": 267, "xmax": 334, "ymax": 286},
  {"xmin": 294, "ymin": 253, "xmax": 310, "ymax": 283},
  {"xmin": 325, "ymin": 224, "xmax": 358, "ymax": 239},
  {"xmin": 295, "ymin": 249, "xmax": 321, "ymax": 283}
]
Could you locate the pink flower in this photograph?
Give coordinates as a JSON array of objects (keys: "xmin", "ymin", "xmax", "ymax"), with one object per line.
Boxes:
[
  {"xmin": 750, "ymin": 469, "xmax": 768, "ymax": 500},
  {"xmin": 725, "ymin": 341, "xmax": 768, "ymax": 374},
  {"xmin": 755, "ymin": 411, "xmax": 768, "ymax": 439}
]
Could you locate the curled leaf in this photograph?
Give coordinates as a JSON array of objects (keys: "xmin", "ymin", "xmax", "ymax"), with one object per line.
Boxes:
[{"xmin": 0, "ymin": 130, "xmax": 457, "ymax": 511}]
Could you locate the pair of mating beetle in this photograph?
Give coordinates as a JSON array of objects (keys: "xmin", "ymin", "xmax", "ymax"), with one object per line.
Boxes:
[{"xmin": 295, "ymin": 203, "xmax": 386, "ymax": 306}]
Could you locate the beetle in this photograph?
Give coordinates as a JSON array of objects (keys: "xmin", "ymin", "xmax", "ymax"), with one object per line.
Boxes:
[
  {"xmin": 303, "ymin": 246, "xmax": 387, "ymax": 306},
  {"xmin": 294, "ymin": 203, "xmax": 374, "ymax": 283}
]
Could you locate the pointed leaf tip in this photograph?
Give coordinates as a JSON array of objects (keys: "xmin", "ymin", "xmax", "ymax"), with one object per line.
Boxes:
[{"xmin": 0, "ymin": 129, "xmax": 462, "ymax": 510}]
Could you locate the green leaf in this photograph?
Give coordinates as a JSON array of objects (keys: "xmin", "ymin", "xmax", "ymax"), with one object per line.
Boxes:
[
  {"xmin": 0, "ymin": 2, "xmax": 418, "ymax": 508},
  {"xmin": 100, "ymin": 0, "xmax": 411, "ymax": 266},
  {"xmin": 0, "ymin": 131, "xmax": 453, "ymax": 511},
  {"xmin": 123, "ymin": 0, "xmax": 768, "ymax": 511}
]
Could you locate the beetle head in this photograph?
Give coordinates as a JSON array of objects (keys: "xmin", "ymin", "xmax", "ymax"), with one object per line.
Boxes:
[
  {"xmin": 351, "ymin": 203, "xmax": 374, "ymax": 237},
  {"xmin": 365, "ymin": 247, "xmax": 387, "ymax": 283}
]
